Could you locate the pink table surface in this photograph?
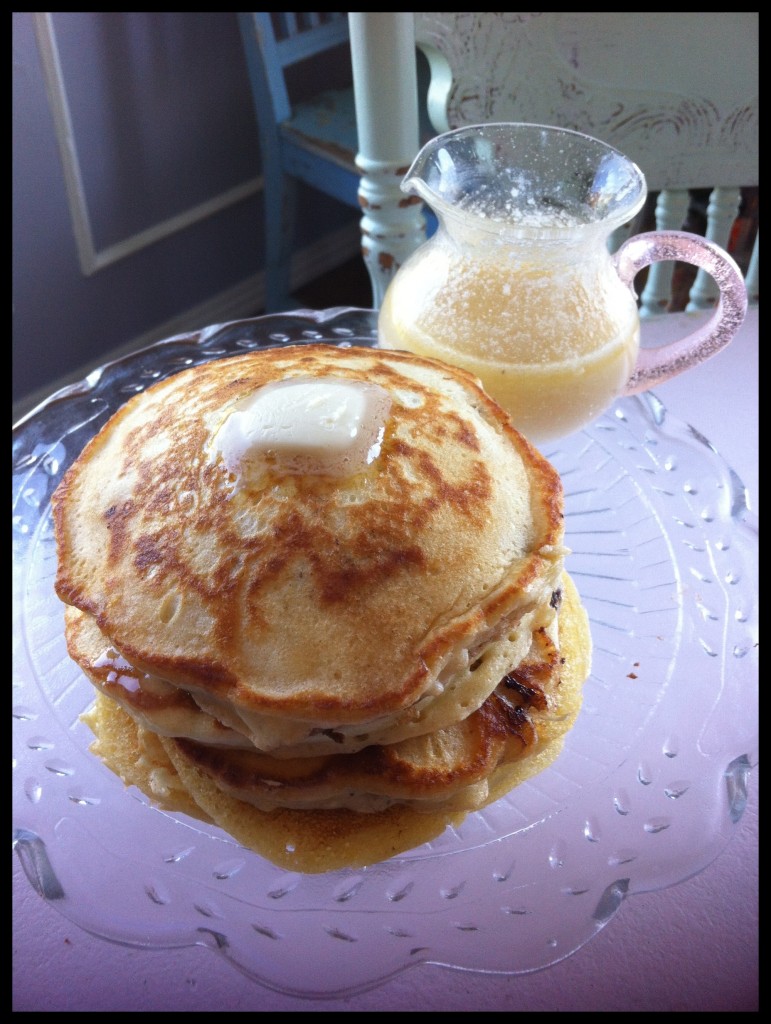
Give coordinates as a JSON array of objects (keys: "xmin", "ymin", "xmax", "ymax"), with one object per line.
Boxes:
[{"xmin": 13, "ymin": 306, "xmax": 758, "ymax": 1011}]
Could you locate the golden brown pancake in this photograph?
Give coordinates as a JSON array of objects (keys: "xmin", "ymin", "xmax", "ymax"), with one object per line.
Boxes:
[
  {"xmin": 83, "ymin": 573, "xmax": 591, "ymax": 873},
  {"xmin": 53, "ymin": 344, "xmax": 566, "ymax": 754},
  {"xmin": 160, "ymin": 574, "xmax": 585, "ymax": 813},
  {"xmin": 54, "ymin": 341, "xmax": 592, "ymax": 873}
]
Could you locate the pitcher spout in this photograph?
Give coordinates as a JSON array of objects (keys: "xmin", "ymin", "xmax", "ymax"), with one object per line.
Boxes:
[{"xmin": 401, "ymin": 122, "xmax": 647, "ymax": 236}]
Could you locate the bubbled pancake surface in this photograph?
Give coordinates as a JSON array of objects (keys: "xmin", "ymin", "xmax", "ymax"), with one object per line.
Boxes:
[
  {"xmin": 84, "ymin": 573, "xmax": 591, "ymax": 873},
  {"xmin": 54, "ymin": 345, "xmax": 564, "ymax": 739}
]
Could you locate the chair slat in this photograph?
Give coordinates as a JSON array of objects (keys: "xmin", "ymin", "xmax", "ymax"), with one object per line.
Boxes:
[
  {"xmin": 639, "ymin": 189, "xmax": 690, "ymax": 318},
  {"xmin": 274, "ymin": 18, "xmax": 349, "ymax": 66},
  {"xmin": 687, "ymin": 187, "xmax": 742, "ymax": 311}
]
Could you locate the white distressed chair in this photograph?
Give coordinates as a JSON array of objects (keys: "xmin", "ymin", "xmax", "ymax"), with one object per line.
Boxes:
[{"xmin": 349, "ymin": 12, "xmax": 758, "ymax": 313}]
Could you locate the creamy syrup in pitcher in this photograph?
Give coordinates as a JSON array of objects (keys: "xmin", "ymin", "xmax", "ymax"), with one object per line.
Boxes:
[{"xmin": 379, "ymin": 248, "xmax": 640, "ymax": 444}]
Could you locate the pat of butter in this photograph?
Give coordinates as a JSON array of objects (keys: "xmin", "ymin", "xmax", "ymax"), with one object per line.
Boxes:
[{"xmin": 212, "ymin": 376, "xmax": 392, "ymax": 484}]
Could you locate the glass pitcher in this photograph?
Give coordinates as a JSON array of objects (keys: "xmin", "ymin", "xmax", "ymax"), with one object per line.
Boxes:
[{"xmin": 378, "ymin": 123, "xmax": 747, "ymax": 444}]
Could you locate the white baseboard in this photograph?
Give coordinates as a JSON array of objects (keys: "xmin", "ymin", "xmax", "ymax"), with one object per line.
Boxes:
[{"xmin": 14, "ymin": 223, "xmax": 364, "ymax": 423}]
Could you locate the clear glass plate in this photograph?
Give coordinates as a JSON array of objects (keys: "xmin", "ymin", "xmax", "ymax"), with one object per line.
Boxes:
[{"xmin": 13, "ymin": 308, "xmax": 758, "ymax": 998}]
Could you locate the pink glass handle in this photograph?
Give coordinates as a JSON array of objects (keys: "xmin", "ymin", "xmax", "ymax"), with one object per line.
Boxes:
[{"xmin": 613, "ymin": 230, "xmax": 748, "ymax": 396}]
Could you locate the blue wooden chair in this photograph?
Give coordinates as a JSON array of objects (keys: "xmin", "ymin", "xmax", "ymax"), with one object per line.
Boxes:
[{"xmin": 238, "ymin": 12, "xmax": 360, "ymax": 312}]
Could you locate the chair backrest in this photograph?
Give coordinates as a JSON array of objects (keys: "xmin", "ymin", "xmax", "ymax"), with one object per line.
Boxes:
[
  {"xmin": 350, "ymin": 13, "xmax": 758, "ymax": 312},
  {"xmin": 244, "ymin": 12, "xmax": 349, "ymax": 128},
  {"xmin": 416, "ymin": 13, "xmax": 757, "ymax": 190},
  {"xmin": 239, "ymin": 12, "xmax": 360, "ymax": 310}
]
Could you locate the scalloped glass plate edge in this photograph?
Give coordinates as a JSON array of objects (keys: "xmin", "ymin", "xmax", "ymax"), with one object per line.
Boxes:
[{"xmin": 13, "ymin": 310, "xmax": 758, "ymax": 997}]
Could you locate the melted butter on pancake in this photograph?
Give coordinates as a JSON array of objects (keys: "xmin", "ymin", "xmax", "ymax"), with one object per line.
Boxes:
[
  {"xmin": 93, "ymin": 647, "xmax": 142, "ymax": 693},
  {"xmin": 210, "ymin": 376, "xmax": 392, "ymax": 486}
]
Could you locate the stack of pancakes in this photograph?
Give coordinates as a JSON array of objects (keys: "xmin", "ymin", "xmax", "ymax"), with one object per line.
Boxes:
[{"xmin": 52, "ymin": 344, "xmax": 591, "ymax": 872}]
